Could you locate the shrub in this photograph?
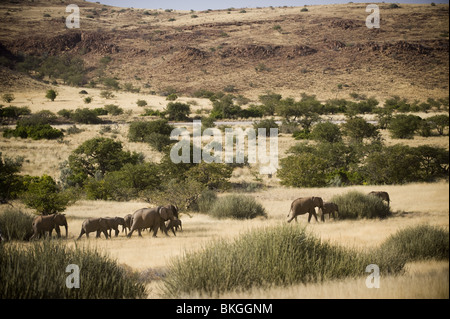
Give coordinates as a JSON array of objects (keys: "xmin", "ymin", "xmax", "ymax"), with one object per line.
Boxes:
[
  {"xmin": 21, "ymin": 175, "xmax": 73, "ymax": 215},
  {"xmin": 162, "ymin": 224, "xmax": 403, "ymax": 297},
  {"xmin": 70, "ymin": 108, "xmax": 102, "ymax": 124},
  {"xmin": 0, "ymin": 241, "xmax": 146, "ymax": 298},
  {"xmin": 379, "ymin": 225, "xmax": 449, "ymax": 262},
  {"xmin": 2, "ymin": 93, "xmax": 15, "ymax": 103},
  {"xmin": 278, "ymin": 153, "xmax": 328, "ymax": 187},
  {"xmin": 388, "ymin": 114, "xmax": 422, "ymax": 139},
  {"xmin": 166, "ymin": 93, "xmax": 178, "ymax": 101},
  {"xmin": 341, "ymin": 117, "xmax": 379, "ymax": 142},
  {"xmin": 360, "ymin": 144, "xmax": 422, "ymax": 184},
  {"xmin": 191, "ymin": 189, "xmax": 218, "ymax": 213},
  {"xmin": 104, "ymin": 104, "xmax": 124, "ymax": 116},
  {"xmin": 427, "ymin": 114, "xmax": 449, "ymax": 135},
  {"xmin": 330, "ymin": 191, "xmax": 391, "ymax": 219},
  {"xmin": 128, "ymin": 120, "xmax": 173, "ymax": 143},
  {"xmin": 3, "ymin": 124, "xmax": 63, "ymax": 140},
  {"xmin": 0, "ymin": 106, "xmax": 31, "ymax": 120},
  {"xmin": 165, "ymin": 102, "xmax": 191, "ymax": 121},
  {"xmin": 310, "ymin": 122, "xmax": 342, "ymax": 143},
  {"xmin": 136, "ymin": 99, "xmax": 148, "ymax": 107},
  {"xmin": 45, "ymin": 89, "xmax": 58, "ymax": 101},
  {"xmin": 252, "ymin": 118, "xmax": 279, "ymax": 137},
  {"xmin": 208, "ymin": 194, "xmax": 267, "ymax": 220},
  {"xmin": 0, "ymin": 208, "xmax": 34, "ymax": 241}
]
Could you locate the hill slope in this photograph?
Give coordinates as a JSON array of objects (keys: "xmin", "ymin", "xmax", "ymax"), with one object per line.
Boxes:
[{"xmin": 0, "ymin": 0, "xmax": 448, "ymax": 101}]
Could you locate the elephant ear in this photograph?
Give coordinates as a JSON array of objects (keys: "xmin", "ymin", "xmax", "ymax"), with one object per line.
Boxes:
[{"xmin": 159, "ymin": 207, "xmax": 171, "ymax": 221}]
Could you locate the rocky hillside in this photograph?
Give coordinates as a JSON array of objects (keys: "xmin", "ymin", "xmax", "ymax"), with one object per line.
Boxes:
[{"xmin": 0, "ymin": 0, "xmax": 448, "ymax": 101}]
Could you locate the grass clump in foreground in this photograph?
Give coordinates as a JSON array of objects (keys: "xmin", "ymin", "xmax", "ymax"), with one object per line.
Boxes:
[
  {"xmin": 0, "ymin": 241, "xmax": 147, "ymax": 299},
  {"xmin": 379, "ymin": 225, "xmax": 449, "ymax": 262},
  {"xmin": 330, "ymin": 191, "xmax": 391, "ymax": 219},
  {"xmin": 208, "ymin": 194, "xmax": 267, "ymax": 219},
  {"xmin": 161, "ymin": 224, "xmax": 404, "ymax": 298},
  {"xmin": 0, "ymin": 208, "xmax": 34, "ymax": 241}
]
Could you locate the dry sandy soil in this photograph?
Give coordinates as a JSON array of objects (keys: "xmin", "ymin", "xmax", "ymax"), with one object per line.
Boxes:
[{"xmin": 0, "ymin": 0, "xmax": 448, "ymax": 300}]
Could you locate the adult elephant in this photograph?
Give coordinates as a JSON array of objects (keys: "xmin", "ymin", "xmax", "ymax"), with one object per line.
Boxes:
[
  {"xmin": 368, "ymin": 191, "xmax": 390, "ymax": 207},
  {"xmin": 123, "ymin": 214, "xmax": 133, "ymax": 235},
  {"xmin": 105, "ymin": 217, "xmax": 126, "ymax": 237},
  {"xmin": 30, "ymin": 213, "xmax": 68, "ymax": 240},
  {"xmin": 166, "ymin": 219, "xmax": 182, "ymax": 236},
  {"xmin": 321, "ymin": 202, "xmax": 339, "ymax": 221},
  {"xmin": 287, "ymin": 197, "xmax": 324, "ymax": 223},
  {"xmin": 127, "ymin": 206, "xmax": 177, "ymax": 238},
  {"xmin": 77, "ymin": 218, "xmax": 109, "ymax": 240}
]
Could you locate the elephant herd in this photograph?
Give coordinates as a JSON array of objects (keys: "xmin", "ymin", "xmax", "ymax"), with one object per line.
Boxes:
[
  {"xmin": 28, "ymin": 204, "xmax": 183, "ymax": 241},
  {"xmin": 287, "ymin": 191, "xmax": 390, "ymax": 223},
  {"xmin": 20, "ymin": 191, "xmax": 390, "ymax": 241}
]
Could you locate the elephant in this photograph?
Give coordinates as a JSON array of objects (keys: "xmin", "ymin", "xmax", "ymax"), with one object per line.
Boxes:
[
  {"xmin": 30, "ymin": 213, "xmax": 68, "ymax": 240},
  {"xmin": 104, "ymin": 217, "xmax": 126, "ymax": 237},
  {"xmin": 368, "ymin": 191, "xmax": 390, "ymax": 207},
  {"xmin": 127, "ymin": 206, "xmax": 177, "ymax": 238},
  {"xmin": 123, "ymin": 214, "xmax": 133, "ymax": 235},
  {"xmin": 287, "ymin": 197, "xmax": 324, "ymax": 223},
  {"xmin": 321, "ymin": 202, "xmax": 339, "ymax": 221},
  {"xmin": 166, "ymin": 219, "xmax": 182, "ymax": 236},
  {"xmin": 77, "ymin": 218, "xmax": 109, "ymax": 240}
]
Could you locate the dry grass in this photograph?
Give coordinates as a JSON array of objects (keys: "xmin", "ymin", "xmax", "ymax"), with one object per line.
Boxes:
[{"xmin": 214, "ymin": 261, "xmax": 449, "ymax": 299}]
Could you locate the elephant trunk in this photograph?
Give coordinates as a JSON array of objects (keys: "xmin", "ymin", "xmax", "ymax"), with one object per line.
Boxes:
[{"xmin": 64, "ymin": 223, "xmax": 68, "ymax": 238}]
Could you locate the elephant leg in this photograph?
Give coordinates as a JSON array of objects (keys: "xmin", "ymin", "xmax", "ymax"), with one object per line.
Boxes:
[
  {"xmin": 114, "ymin": 228, "xmax": 119, "ymax": 237},
  {"xmin": 103, "ymin": 230, "xmax": 109, "ymax": 239},
  {"xmin": 96, "ymin": 230, "xmax": 101, "ymax": 238},
  {"xmin": 138, "ymin": 228, "xmax": 142, "ymax": 237},
  {"xmin": 77, "ymin": 229, "xmax": 85, "ymax": 240},
  {"xmin": 54, "ymin": 226, "xmax": 61, "ymax": 239}
]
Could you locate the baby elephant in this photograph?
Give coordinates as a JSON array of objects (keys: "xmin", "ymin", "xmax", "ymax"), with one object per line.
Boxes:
[
  {"xmin": 321, "ymin": 202, "xmax": 339, "ymax": 221},
  {"xmin": 166, "ymin": 219, "xmax": 182, "ymax": 236},
  {"xmin": 77, "ymin": 218, "xmax": 109, "ymax": 240}
]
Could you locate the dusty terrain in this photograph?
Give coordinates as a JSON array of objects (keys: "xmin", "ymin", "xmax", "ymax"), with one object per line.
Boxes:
[
  {"xmin": 0, "ymin": 1, "xmax": 448, "ymax": 102},
  {"xmin": 0, "ymin": 1, "xmax": 449, "ymax": 299}
]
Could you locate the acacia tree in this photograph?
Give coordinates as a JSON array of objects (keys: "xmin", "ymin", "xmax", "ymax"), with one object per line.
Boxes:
[
  {"xmin": 21, "ymin": 175, "xmax": 74, "ymax": 215},
  {"xmin": 67, "ymin": 137, "xmax": 143, "ymax": 186}
]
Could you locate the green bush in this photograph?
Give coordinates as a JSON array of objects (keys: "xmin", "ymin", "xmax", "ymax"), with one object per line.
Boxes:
[
  {"xmin": 278, "ymin": 153, "xmax": 328, "ymax": 187},
  {"xmin": 310, "ymin": 122, "xmax": 342, "ymax": 143},
  {"xmin": 70, "ymin": 108, "xmax": 103, "ymax": 124},
  {"xmin": 0, "ymin": 241, "xmax": 146, "ymax": 299},
  {"xmin": 208, "ymin": 194, "xmax": 267, "ymax": 220},
  {"xmin": 0, "ymin": 208, "xmax": 34, "ymax": 241},
  {"xmin": 3, "ymin": 124, "xmax": 63, "ymax": 140},
  {"xmin": 128, "ymin": 120, "xmax": 173, "ymax": 143},
  {"xmin": 252, "ymin": 118, "xmax": 279, "ymax": 137},
  {"xmin": 165, "ymin": 102, "xmax": 191, "ymax": 121},
  {"xmin": 193, "ymin": 189, "xmax": 218, "ymax": 213},
  {"xmin": 388, "ymin": 114, "xmax": 422, "ymax": 139},
  {"xmin": 379, "ymin": 225, "xmax": 449, "ymax": 262},
  {"xmin": 161, "ymin": 224, "xmax": 403, "ymax": 297},
  {"xmin": 330, "ymin": 191, "xmax": 391, "ymax": 219}
]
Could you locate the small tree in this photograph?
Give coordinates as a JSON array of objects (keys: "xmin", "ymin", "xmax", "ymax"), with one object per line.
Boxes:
[
  {"xmin": 45, "ymin": 89, "xmax": 58, "ymax": 101},
  {"xmin": 388, "ymin": 114, "xmax": 422, "ymax": 139},
  {"xmin": 428, "ymin": 114, "xmax": 449, "ymax": 135},
  {"xmin": 341, "ymin": 117, "xmax": 379, "ymax": 143},
  {"xmin": 310, "ymin": 122, "xmax": 342, "ymax": 143},
  {"xmin": 21, "ymin": 175, "xmax": 73, "ymax": 215},
  {"xmin": 165, "ymin": 102, "xmax": 191, "ymax": 121},
  {"xmin": 2, "ymin": 93, "xmax": 15, "ymax": 103}
]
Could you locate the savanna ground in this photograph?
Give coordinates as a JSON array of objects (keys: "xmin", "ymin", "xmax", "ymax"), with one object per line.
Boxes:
[
  {"xmin": 0, "ymin": 1, "xmax": 449, "ymax": 299},
  {"xmin": 1, "ymin": 80, "xmax": 449, "ymax": 299}
]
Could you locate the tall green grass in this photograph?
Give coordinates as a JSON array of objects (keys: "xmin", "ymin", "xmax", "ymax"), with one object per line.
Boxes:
[
  {"xmin": 0, "ymin": 241, "xmax": 147, "ymax": 299},
  {"xmin": 330, "ymin": 191, "xmax": 391, "ymax": 219},
  {"xmin": 208, "ymin": 194, "xmax": 267, "ymax": 219},
  {"xmin": 161, "ymin": 224, "xmax": 404, "ymax": 298},
  {"xmin": 0, "ymin": 208, "xmax": 34, "ymax": 241},
  {"xmin": 379, "ymin": 225, "xmax": 449, "ymax": 262}
]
